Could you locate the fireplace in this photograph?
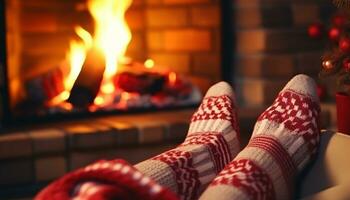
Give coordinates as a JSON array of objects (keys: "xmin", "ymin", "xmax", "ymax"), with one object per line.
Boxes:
[
  {"xmin": 0, "ymin": 1, "xmax": 337, "ymax": 198},
  {"xmin": 0, "ymin": 0, "xmax": 225, "ymax": 126}
]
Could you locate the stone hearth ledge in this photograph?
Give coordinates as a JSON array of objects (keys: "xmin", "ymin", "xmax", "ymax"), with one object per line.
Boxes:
[
  {"xmin": 0, "ymin": 106, "xmax": 332, "ymax": 188},
  {"xmin": 0, "ymin": 109, "xmax": 194, "ymax": 159},
  {"xmin": 0, "ymin": 109, "xmax": 193, "ymax": 187}
]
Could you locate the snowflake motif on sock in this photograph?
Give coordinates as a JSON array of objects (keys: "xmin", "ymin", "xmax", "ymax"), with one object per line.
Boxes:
[{"xmin": 210, "ymin": 159, "xmax": 274, "ymax": 200}]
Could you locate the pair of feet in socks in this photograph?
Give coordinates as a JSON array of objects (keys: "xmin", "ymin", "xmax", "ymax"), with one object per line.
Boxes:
[
  {"xmin": 36, "ymin": 74, "xmax": 320, "ymax": 200},
  {"xmin": 136, "ymin": 74, "xmax": 320, "ymax": 200}
]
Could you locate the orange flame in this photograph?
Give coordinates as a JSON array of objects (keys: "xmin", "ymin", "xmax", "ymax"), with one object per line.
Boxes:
[
  {"xmin": 89, "ymin": 0, "xmax": 132, "ymax": 99},
  {"xmin": 52, "ymin": 0, "xmax": 133, "ymax": 106},
  {"xmin": 48, "ymin": 27, "xmax": 93, "ymax": 105},
  {"xmin": 88, "ymin": 0, "xmax": 132, "ymax": 78},
  {"xmin": 65, "ymin": 27, "xmax": 93, "ymax": 91}
]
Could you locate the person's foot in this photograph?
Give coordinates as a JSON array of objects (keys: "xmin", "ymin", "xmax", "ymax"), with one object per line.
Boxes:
[
  {"xmin": 136, "ymin": 81, "xmax": 241, "ymax": 199},
  {"xmin": 200, "ymin": 74, "xmax": 321, "ymax": 200}
]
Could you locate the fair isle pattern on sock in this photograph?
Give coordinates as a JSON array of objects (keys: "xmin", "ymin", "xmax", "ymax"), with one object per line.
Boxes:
[
  {"xmin": 151, "ymin": 149, "xmax": 200, "ymax": 200},
  {"xmin": 257, "ymin": 89, "xmax": 320, "ymax": 155},
  {"xmin": 190, "ymin": 95, "xmax": 240, "ymax": 137},
  {"xmin": 150, "ymin": 131, "xmax": 232, "ymax": 199},
  {"xmin": 188, "ymin": 94, "xmax": 240, "ymax": 159},
  {"xmin": 180, "ymin": 132, "xmax": 232, "ymax": 173},
  {"xmin": 135, "ymin": 82, "xmax": 240, "ymax": 200},
  {"xmin": 210, "ymin": 159, "xmax": 274, "ymax": 199},
  {"xmin": 200, "ymin": 74, "xmax": 320, "ymax": 200}
]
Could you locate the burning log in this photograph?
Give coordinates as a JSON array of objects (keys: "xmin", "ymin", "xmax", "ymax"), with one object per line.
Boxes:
[
  {"xmin": 68, "ymin": 46, "xmax": 105, "ymax": 108},
  {"xmin": 114, "ymin": 71, "xmax": 166, "ymax": 94},
  {"xmin": 25, "ymin": 65, "xmax": 65, "ymax": 103}
]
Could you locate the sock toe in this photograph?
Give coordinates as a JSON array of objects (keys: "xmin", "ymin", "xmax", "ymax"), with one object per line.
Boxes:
[
  {"xmin": 204, "ymin": 81, "xmax": 235, "ymax": 99},
  {"xmin": 190, "ymin": 81, "xmax": 239, "ymax": 135},
  {"xmin": 281, "ymin": 74, "xmax": 319, "ymax": 102}
]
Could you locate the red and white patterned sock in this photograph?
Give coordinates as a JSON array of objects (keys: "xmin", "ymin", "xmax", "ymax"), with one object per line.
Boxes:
[
  {"xmin": 200, "ymin": 74, "xmax": 321, "ymax": 200},
  {"xmin": 35, "ymin": 159, "xmax": 178, "ymax": 200},
  {"xmin": 135, "ymin": 82, "xmax": 241, "ymax": 200}
]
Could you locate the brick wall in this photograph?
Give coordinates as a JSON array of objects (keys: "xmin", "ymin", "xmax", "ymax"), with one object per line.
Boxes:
[
  {"xmin": 234, "ymin": 0, "xmax": 333, "ymax": 108},
  {"xmin": 143, "ymin": 0, "xmax": 221, "ymax": 92}
]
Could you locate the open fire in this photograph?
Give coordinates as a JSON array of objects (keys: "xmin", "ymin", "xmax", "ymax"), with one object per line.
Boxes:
[{"xmin": 18, "ymin": 0, "xmax": 201, "ymax": 117}]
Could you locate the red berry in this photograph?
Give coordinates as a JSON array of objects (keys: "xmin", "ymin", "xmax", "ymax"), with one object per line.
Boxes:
[
  {"xmin": 344, "ymin": 58, "xmax": 350, "ymax": 72},
  {"xmin": 328, "ymin": 27, "xmax": 341, "ymax": 41},
  {"xmin": 332, "ymin": 14, "xmax": 346, "ymax": 27},
  {"xmin": 340, "ymin": 38, "xmax": 350, "ymax": 52},
  {"xmin": 308, "ymin": 23, "xmax": 323, "ymax": 38}
]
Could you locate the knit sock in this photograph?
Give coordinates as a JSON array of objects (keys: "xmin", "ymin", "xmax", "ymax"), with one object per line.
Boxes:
[
  {"xmin": 200, "ymin": 74, "xmax": 321, "ymax": 200},
  {"xmin": 135, "ymin": 81, "xmax": 241, "ymax": 200},
  {"xmin": 35, "ymin": 159, "xmax": 178, "ymax": 200}
]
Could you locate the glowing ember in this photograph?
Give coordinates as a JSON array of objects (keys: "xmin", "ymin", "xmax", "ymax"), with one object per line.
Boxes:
[
  {"xmin": 94, "ymin": 96, "xmax": 105, "ymax": 106},
  {"xmin": 169, "ymin": 72, "xmax": 177, "ymax": 85},
  {"xmin": 144, "ymin": 59, "xmax": 155, "ymax": 69},
  {"xmin": 101, "ymin": 82, "xmax": 115, "ymax": 94},
  {"xmin": 47, "ymin": 91, "xmax": 70, "ymax": 106},
  {"xmin": 121, "ymin": 91, "xmax": 132, "ymax": 101}
]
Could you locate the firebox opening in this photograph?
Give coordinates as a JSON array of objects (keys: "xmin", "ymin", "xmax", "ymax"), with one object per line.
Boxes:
[{"xmin": 1, "ymin": 0, "xmax": 224, "ymax": 126}]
